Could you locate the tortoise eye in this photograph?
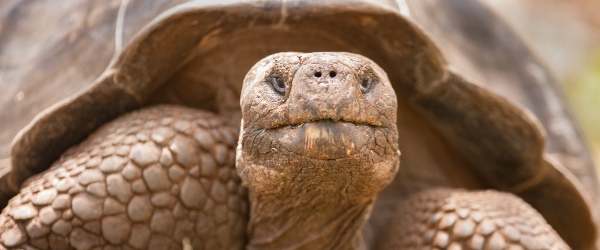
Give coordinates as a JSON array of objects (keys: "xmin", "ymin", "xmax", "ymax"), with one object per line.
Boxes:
[
  {"xmin": 268, "ymin": 74, "xmax": 286, "ymax": 94},
  {"xmin": 360, "ymin": 76, "xmax": 374, "ymax": 93}
]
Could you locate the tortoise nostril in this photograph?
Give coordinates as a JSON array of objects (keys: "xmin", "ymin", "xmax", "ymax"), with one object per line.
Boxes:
[
  {"xmin": 314, "ymin": 72, "xmax": 322, "ymax": 78},
  {"xmin": 329, "ymin": 71, "xmax": 337, "ymax": 78}
]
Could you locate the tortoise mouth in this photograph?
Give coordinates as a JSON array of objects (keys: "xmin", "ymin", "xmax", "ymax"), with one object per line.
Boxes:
[
  {"xmin": 252, "ymin": 120, "xmax": 380, "ymax": 160},
  {"xmin": 259, "ymin": 118, "xmax": 384, "ymax": 132}
]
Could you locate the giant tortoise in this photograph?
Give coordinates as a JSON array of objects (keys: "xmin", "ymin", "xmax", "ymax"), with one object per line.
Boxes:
[{"xmin": 0, "ymin": 0, "xmax": 597, "ymax": 249}]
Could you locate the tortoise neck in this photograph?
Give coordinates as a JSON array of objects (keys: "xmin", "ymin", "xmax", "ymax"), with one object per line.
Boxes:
[{"xmin": 245, "ymin": 192, "xmax": 373, "ymax": 250}]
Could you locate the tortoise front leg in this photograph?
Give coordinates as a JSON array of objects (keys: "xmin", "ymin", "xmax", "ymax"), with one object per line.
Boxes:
[
  {"xmin": 0, "ymin": 105, "xmax": 247, "ymax": 249},
  {"xmin": 378, "ymin": 188, "xmax": 570, "ymax": 249}
]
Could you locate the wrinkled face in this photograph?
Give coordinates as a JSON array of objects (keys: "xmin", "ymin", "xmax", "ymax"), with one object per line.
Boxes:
[{"xmin": 237, "ymin": 52, "xmax": 399, "ymax": 202}]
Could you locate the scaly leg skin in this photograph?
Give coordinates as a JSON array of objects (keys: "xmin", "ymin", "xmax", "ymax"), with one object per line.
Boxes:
[
  {"xmin": 0, "ymin": 105, "xmax": 247, "ymax": 249},
  {"xmin": 379, "ymin": 188, "xmax": 570, "ymax": 250}
]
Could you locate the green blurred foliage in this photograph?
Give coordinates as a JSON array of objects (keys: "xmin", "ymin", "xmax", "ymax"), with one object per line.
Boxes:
[{"xmin": 565, "ymin": 49, "xmax": 600, "ymax": 163}]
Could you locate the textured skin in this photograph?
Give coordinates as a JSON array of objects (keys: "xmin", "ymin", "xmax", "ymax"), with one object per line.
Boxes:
[
  {"xmin": 0, "ymin": 106, "xmax": 247, "ymax": 249},
  {"xmin": 379, "ymin": 188, "xmax": 570, "ymax": 250}
]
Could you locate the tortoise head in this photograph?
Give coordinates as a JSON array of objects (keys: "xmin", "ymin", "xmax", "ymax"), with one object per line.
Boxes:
[{"xmin": 237, "ymin": 52, "xmax": 399, "ymax": 203}]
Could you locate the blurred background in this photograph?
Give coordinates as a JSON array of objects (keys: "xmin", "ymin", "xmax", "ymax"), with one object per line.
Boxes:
[{"xmin": 483, "ymin": 0, "xmax": 600, "ymax": 169}]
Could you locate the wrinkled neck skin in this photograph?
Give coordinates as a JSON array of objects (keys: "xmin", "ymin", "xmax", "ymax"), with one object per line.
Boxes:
[
  {"xmin": 243, "ymin": 160, "xmax": 375, "ymax": 250},
  {"xmin": 238, "ymin": 135, "xmax": 398, "ymax": 250}
]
